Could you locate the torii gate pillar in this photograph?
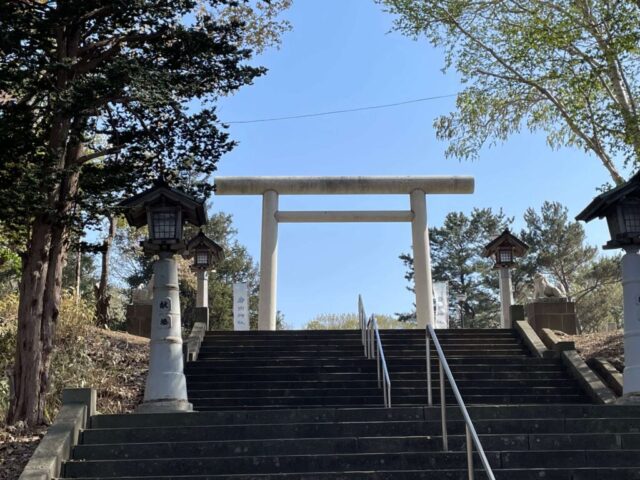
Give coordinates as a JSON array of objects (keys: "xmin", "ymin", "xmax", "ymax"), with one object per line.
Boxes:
[{"xmin": 259, "ymin": 190, "xmax": 279, "ymax": 330}]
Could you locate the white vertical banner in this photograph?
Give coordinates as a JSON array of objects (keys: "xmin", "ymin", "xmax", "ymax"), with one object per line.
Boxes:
[
  {"xmin": 233, "ymin": 282, "xmax": 250, "ymax": 331},
  {"xmin": 433, "ymin": 282, "xmax": 449, "ymax": 329}
]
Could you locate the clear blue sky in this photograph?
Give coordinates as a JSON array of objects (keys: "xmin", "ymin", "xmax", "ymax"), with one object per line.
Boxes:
[{"xmin": 210, "ymin": 0, "xmax": 620, "ymax": 329}]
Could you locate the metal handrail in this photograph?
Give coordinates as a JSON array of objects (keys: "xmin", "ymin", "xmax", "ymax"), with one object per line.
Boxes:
[
  {"xmin": 358, "ymin": 295, "xmax": 369, "ymax": 357},
  {"xmin": 368, "ymin": 315, "xmax": 391, "ymax": 408},
  {"xmin": 426, "ymin": 324, "xmax": 495, "ymax": 480},
  {"xmin": 358, "ymin": 295, "xmax": 391, "ymax": 408}
]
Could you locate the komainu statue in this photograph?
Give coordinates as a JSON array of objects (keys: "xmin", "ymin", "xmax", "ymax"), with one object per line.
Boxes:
[{"xmin": 533, "ymin": 273, "xmax": 565, "ymax": 299}]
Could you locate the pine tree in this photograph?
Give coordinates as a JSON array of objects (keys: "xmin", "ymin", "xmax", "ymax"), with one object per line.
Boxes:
[{"xmin": 401, "ymin": 208, "xmax": 511, "ymax": 327}]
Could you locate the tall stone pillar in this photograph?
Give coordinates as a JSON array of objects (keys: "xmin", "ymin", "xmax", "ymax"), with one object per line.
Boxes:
[
  {"xmin": 137, "ymin": 252, "xmax": 191, "ymax": 412},
  {"xmin": 196, "ymin": 270, "xmax": 209, "ymax": 308},
  {"xmin": 498, "ymin": 266, "xmax": 514, "ymax": 328},
  {"xmin": 410, "ymin": 190, "xmax": 434, "ymax": 328},
  {"xmin": 622, "ymin": 247, "xmax": 640, "ymax": 399},
  {"xmin": 258, "ymin": 190, "xmax": 279, "ymax": 331}
]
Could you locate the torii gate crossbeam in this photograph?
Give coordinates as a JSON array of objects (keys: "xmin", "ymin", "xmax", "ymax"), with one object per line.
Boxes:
[{"xmin": 214, "ymin": 176, "xmax": 475, "ymax": 329}]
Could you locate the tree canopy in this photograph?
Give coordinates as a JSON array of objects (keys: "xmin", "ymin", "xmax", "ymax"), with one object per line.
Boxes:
[
  {"xmin": 380, "ymin": 0, "xmax": 640, "ymax": 185},
  {"xmin": 0, "ymin": 0, "xmax": 290, "ymax": 425}
]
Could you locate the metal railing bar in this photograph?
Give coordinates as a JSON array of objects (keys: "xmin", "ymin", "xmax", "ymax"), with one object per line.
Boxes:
[
  {"xmin": 358, "ymin": 297, "xmax": 391, "ymax": 408},
  {"xmin": 427, "ymin": 324, "xmax": 496, "ymax": 480},
  {"xmin": 426, "ymin": 332, "xmax": 432, "ymax": 407},
  {"xmin": 372, "ymin": 315, "xmax": 391, "ymax": 408},
  {"xmin": 466, "ymin": 425, "xmax": 474, "ymax": 480},
  {"xmin": 439, "ymin": 361, "xmax": 447, "ymax": 451}
]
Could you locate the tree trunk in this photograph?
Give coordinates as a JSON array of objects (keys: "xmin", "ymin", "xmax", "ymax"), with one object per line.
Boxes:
[
  {"xmin": 6, "ymin": 167, "xmax": 80, "ymax": 425},
  {"xmin": 95, "ymin": 216, "xmax": 116, "ymax": 327},
  {"xmin": 6, "ymin": 219, "xmax": 52, "ymax": 425}
]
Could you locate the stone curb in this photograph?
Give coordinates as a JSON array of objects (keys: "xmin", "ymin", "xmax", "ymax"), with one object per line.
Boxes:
[
  {"xmin": 587, "ymin": 357, "xmax": 623, "ymax": 397},
  {"xmin": 561, "ymin": 350, "xmax": 617, "ymax": 404},
  {"xmin": 19, "ymin": 388, "xmax": 96, "ymax": 480},
  {"xmin": 515, "ymin": 320, "xmax": 553, "ymax": 358},
  {"xmin": 540, "ymin": 327, "xmax": 576, "ymax": 354}
]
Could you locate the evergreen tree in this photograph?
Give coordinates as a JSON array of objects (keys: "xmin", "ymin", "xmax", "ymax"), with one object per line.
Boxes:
[
  {"xmin": 401, "ymin": 208, "xmax": 511, "ymax": 328},
  {"xmin": 0, "ymin": 0, "xmax": 288, "ymax": 425},
  {"xmin": 519, "ymin": 201, "xmax": 621, "ymax": 332}
]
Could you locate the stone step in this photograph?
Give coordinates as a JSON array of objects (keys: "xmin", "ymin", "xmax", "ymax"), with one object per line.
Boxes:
[
  {"xmin": 187, "ymin": 357, "xmax": 553, "ymax": 368},
  {"xmin": 189, "ymin": 355, "xmax": 532, "ymax": 366},
  {"xmin": 82, "ymin": 416, "xmax": 640, "ymax": 445},
  {"xmin": 201, "ymin": 339, "xmax": 525, "ymax": 355},
  {"xmin": 185, "ymin": 370, "xmax": 567, "ymax": 383},
  {"xmin": 203, "ymin": 328, "xmax": 516, "ymax": 336},
  {"xmin": 63, "ymin": 449, "xmax": 640, "ymax": 477},
  {"xmin": 190, "ymin": 394, "xmax": 589, "ymax": 408},
  {"xmin": 185, "ymin": 379, "xmax": 574, "ymax": 390},
  {"xmin": 70, "ymin": 432, "xmax": 640, "ymax": 462},
  {"xmin": 61, "ymin": 467, "xmax": 640, "ymax": 480},
  {"xmin": 90, "ymin": 406, "xmax": 640, "ymax": 430},
  {"xmin": 199, "ymin": 337, "xmax": 522, "ymax": 345},
  {"xmin": 187, "ymin": 385, "xmax": 582, "ymax": 398}
]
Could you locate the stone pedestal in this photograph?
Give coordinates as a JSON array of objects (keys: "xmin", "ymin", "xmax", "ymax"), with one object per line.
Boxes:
[
  {"xmin": 126, "ymin": 304, "xmax": 152, "ymax": 338},
  {"xmin": 194, "ymin": 306, "xmax": 209, "ymax": 330},
  {"xmin": 526, "ymin": 298, "xmax": 577, "ymax": 335},
  {"xmin": 510, "ymin": 304, "xmax": 525, "ymax": 323}
]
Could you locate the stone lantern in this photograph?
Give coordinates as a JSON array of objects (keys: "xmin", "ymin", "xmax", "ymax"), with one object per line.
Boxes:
[
  {"xmin": 577, "ymin": 172, "xmax": 640, "ymax": 402},
  {"xmin": 119, "ymin": 178, "xmax": 206, "ymax": 412},
  {"xmin": 185, "ymin": 230, "xmax": 224, "ymax": 309},
  {"xmin": 483, "ymin": 229, "xmax": 529, "ymax": 328}
]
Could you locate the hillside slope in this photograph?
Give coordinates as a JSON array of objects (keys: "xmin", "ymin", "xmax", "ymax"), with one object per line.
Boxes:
[{"xmin": 1, "ymin": 328, "xmax": 148, "ymax": 480}]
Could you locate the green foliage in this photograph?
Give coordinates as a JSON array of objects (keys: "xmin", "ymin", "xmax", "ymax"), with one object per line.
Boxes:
[
  {"xmin": 0, "ymin": 0, "xmax": 275, "ymax": 237},
  {"xmin": 401, "ymin": 208, "xmax": 511, "ymax": 328},
  {"xmin": 118, "ymin": 212, "xmax": 262, "ymax": 331},
  {"xmin": 518, "ymin": 201, "xmax": 622, "ymax": 332},
  {"xmin": 380, "ymin": 0, "xmax": 640, "ymax": 184},
  {"xmin": 519, "ymin": 201, "xmax": 598, "ymax": 297},
  {"xmin": 61, "ymin": 251, "xmax": 98, "ymax": 300},
  {"xmin": 305, "ymin": 313, "xmax": 413, "ymax": 330},
  {"xmin": 211, "ymin": 0, "xmax": 293, "ymax": 54},
  {"xmin": 197, "ymin": 213, "xmax": 260, "ymax": 330}
]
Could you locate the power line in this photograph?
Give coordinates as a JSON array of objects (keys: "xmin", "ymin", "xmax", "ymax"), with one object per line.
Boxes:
[{"xmin": 225, "ymin": 93, "xmax": 458, "ymax": 124}]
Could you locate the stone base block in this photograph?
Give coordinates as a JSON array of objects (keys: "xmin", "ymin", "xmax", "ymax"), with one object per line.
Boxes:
[
  {"xmin": 526, "ymin": 299, "xmax": 577, "ymax": 335},
  {"xmin": 126, "ymin": 304, "xmax": 152, "ymax": 338},
  {"xmin": 616, "ymin": 393, "xmax": 640, "ymax": 404},
  {"xmin": 510, "ymin": 305, "xmax": 525, "ymax": 323},
  {"xmin": 135, "ymin": 399, "xmax": 193, "ymax": 413}
]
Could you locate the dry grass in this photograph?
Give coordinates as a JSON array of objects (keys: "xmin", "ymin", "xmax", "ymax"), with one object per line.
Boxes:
[
  {"xmin": 558, "ymin": 329, "xmax": 624, "ymax": 371},
  {"xmin": 0, "ymin": 327, "xmax": 148, "ymax": 480}
]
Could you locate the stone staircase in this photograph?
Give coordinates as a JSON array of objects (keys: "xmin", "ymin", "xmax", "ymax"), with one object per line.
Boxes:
[{"xmin": 59, "ymin": 329, "xmax": 640, "ymax": 479}]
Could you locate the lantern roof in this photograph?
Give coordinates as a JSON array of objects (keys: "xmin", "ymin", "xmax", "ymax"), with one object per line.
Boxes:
[
  {"xmin": 186, "ymin": 230, "xmax": 224, "ymax": 262},
  {"xmin": 482, "ymin": 229, "xmax": 529, "ymax": 258},
  {"xmin": 576, "ymin": 171, "xmax": 640, "ymax": 223},
  {"xmin": 119, "ymin": 178, "xmax": 207, "ymax": 228}
]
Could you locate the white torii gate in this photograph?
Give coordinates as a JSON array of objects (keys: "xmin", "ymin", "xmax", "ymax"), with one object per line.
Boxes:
[{"xmin": 214, "ymin": 176, "xmax": 475, "ymax": 330}]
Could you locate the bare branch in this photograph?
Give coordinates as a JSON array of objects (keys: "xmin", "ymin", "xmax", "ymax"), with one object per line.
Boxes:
[{"xmin": 76, "ymin": 146, "xmax": 122, "ymax": 164}]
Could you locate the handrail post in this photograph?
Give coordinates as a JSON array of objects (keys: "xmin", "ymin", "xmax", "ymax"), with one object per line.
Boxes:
[
  {"xmin": 369, "ymin": 320, "xmax": 375, "ymax": 359},
  {"xmin": 387, "ymin": 379, "xmax": 391, "ymax": 408},
  {"xmin": 427, "ymin": 324, "xmax": 495, "ymax": 480},
  {"xmin": 426, "ymin": 330, "xmax": 432, "ymax": 406},
  {"xmin": 360, "ymin": 300, "xmax": 392, "ymax": 409},
  {"xmin": 377, "ymin": 342, "xmax": 381, "ymax": 387},
  {"xmin": 440, "ymin": 361, "xmax": 448, "ymax": 451},
  {"xmin": 466, "ymin": 424, "xmax": 474, "ymax": 480}
]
